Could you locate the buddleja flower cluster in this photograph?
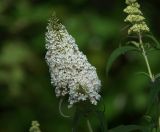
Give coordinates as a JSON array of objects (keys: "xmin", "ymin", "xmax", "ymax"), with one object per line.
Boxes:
[
  {"xmin": 45, "ymin": 15, "xmax": 101, "ymax": 107},
  {"xmin": 124, "ymin": 0, "xmax": 150, "ymax": 34},
  {"xmin": 29, "ymin": 121, "xmax": 41, "ymax": 132}
]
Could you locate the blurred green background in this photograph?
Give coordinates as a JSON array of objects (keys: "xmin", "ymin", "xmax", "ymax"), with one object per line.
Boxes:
[{"xmin": 0, "ymin": 0, "xmax": 160, "ymax": 131}]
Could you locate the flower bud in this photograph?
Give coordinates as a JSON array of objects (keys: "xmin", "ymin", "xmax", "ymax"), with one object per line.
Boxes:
[
  {"xmin": 128, "ymin": 22, "xmax": 150, "ymax": 34},
  {"xmin": 126, "ymin": 0, "xmax": 137, "ymax": 5},
  {"xmin": 29, "ymin": 121, "xmax": 41, "ymax": 132},
  {"xmin": 124, "ymin": 15, "xmax": 145, "ymax": 23},
  {"xmin": 124, "ymin": 0, "xmax": 150, "ymax": 34}
]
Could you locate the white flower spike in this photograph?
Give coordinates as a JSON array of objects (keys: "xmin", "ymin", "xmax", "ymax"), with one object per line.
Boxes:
[{"xmin": 45, "ymin": 14, "xmax": 101, "ymax": 107}]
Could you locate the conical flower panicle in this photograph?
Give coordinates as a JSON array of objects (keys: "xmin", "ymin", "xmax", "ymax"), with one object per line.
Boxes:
[
  {"xmin": 45, "ymin": 15, "xmax": 101, "ymax": 107},
  {"xmin": 124, "ymin": 0, "xmax": 150, "ymax": 34}
]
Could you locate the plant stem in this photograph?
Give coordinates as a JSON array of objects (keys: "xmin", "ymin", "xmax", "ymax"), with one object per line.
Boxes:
[
  {"xmin": 156, "ymin": 97, "xmax": 160, "ymax": 131},
  {"xmin": 138, "ymin": 33, "xmax": 155, "ymax": 82},
  {"xmin": 156, "ymin": 92, "xmax": 160, "ymax": 130},
  {"xmin": 59, "ymin": 98, "xmax": 70, "ymax": 118},
  {"xmin": 87, "ymin": 119, "xmax": 93, "ymax": 132},
  {"xmin": 138, "ymin": 33, "xmax": 160, "ymax": 131}
]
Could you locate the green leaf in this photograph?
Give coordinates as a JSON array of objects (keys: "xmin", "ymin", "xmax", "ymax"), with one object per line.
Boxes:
[
  {"xmin": 106, "ymin": 46, "xmax": 138, "ymax": 74},
  {"xmin": 135, "ymin": 72, "xmax": 150, "ymax": 79},
  {"xmin": 72, "ymin": 108, "xmax": 83, "ymax": 132},
  {"xmin": 147, "ymin": 79, "xmax": 160, "ymax": 113},
  {"xmin": 155, "ymin": 73, "xmax": 160, "ymax": 79},
  {"xmin": 58, "ymin": 99, "xmax": 71, "ymax": 118},
  {"xmin": 96, "ymin": 111, "xmax": 108, "ymax": 132},
  {"xmin": 108, "ymin": 125, "xmax": 147, "ymax": 132},
  {"xmin": 145, "ymin": 34, "xmax": 160, "ymax": 49},
  {"xmin": 126, "ymin": 41, "xmax": 139, "ymax": 48},
  {"xmin": 147, "ymin": 79, "xmax": 160, "ymax": 130}
]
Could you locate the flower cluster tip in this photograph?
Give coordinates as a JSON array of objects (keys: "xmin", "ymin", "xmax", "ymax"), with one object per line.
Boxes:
[{"xmin": 124, "ymin": 0, "xmax": 150, "ymax": 34}]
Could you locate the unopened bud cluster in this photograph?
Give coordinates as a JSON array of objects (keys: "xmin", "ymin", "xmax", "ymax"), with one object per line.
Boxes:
[
  {"xmin": 29, "ymin": 121, "xmax": 41, "ymax": 132},
  {"xmin": 124, "ymin": 0, "xmax": 150, "ymax": 34},
  {"xmin": 45, "ymin": 15, "xmax": 101, "ymax": 107}
]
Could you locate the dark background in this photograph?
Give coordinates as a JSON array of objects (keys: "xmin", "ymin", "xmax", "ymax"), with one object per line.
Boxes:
[{"xmin": 0, "ymin": 0, "xmax": 160, "ymax": 131}]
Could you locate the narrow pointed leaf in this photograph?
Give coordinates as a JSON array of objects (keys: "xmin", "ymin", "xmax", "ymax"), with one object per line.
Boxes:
[
  {"xmin": 96, "ymin": 111, "xmax": 108, "ymax": 132},
  {"xmin": 135, "ymin": 72, "xmax": 150, "ymax": 79},
  {"xmin": 106, "ymin": 46, "xmax": 138, "ymax": 74},
  {"xmin": 155, "ymin": 73, "xmax": 160, "ymax": 79},
  {"xmin": 145, "ymin": 34, "xmax": 160, "ymax": 49},
  {"xmin": 126, "ymin": 41, "xmax": 139, "ymax": 47},
  {"xmin": 72, "ymin": 109, "xmax": 83, "ymax": 132},
  {"xmin": 147, "ymin": 79, "xmax": 160, "ymax": 130},
  {"xmin": 108, "ymin": 125, "xmax": 147, "ymax": 132},
  {"xmin": 147, "ymin": 79, "xmax": 160, "ymax": 113}
]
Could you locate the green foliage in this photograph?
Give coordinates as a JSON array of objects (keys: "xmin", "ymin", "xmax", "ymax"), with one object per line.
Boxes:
[
  {"xmin": 107, "ymin": 0, "xmax": 160, "ymax": 131},
  {"xmin": 106, "ymin": 46, "xmax": 138, "ymax": 74},
  {"xmin": 146, "ymin": 79, "xmax": 160, "ymax": 131},
  {"xmin": 72, "ymin": 103, "xmax": 107, "ymax": 132},
  {"xmin": 72, "ymin": 107, "xmax": 83, "ymax": 132},
  {"xmin": 145, "ymin": 34, "xmax": 160, "ymax": 50},
  {"xmin": 109, "ymin": 125, "xmax": 147, "ymax": 132},
  {"xmin": 95, "ymin": 111, "xmax": 108, "ymax": 132}
]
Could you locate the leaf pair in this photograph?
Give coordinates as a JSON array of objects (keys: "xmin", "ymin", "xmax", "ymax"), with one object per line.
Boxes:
[
  {"xmin": 72, "ymin": 105, "xmax": 107, "ymax": 132},
  {"xmin": 144, "ymin": 34, "xmax": 160, "ymax": 50},
  {"xmin": 106, "ymin": 34, "xmax": 160, "ymax": 75},
  {"xmin": 106, "ymin": 45, "xmax": 138, "ymax": 75}
]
